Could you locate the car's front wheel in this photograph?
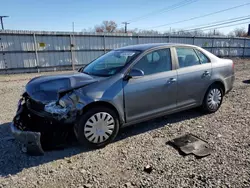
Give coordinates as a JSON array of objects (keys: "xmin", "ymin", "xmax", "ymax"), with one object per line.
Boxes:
[
  {"xmin": 74, "ymin": 106, "xmax": 120, "ymax": 148},
  {"xmin": 202, "ymin": 84, "xmax": 224, "ymax": 113}
]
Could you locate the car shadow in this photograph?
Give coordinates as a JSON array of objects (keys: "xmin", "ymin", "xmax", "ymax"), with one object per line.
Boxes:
[
  {"xmin": 0, "ymin": 108, "xmax": 204, "ymax": 177},
  {"xmin": 117, "ymin": 108, "xmax": 204, "ymax": 140}
]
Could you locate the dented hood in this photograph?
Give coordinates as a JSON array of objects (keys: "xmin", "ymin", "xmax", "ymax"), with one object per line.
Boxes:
[{"xmin": 26, "ymin": 73, "xmax": 99, "ymax": 103}]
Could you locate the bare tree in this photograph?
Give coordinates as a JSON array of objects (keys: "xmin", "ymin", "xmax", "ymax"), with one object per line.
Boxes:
[
  {"xmin": 137, "ymin": 29, "xmax": 160, "ymax": 35},
  {"xmin": 207, "ymin": 30, "xmax": 225, "ymax": 36},
  {"xmin": 95, "ymin": 20, "xmax": 117, "ymax": 33},
  {"xmin": 228, "ymin": 27, "xmax": 247, "ymax": 37}
]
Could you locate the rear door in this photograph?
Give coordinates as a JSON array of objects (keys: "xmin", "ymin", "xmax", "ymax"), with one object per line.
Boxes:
[
  {"xmin": 123, "ymin": 48, "xmax": 177, "ymax": 122},
  {"xmin": 175, "ymin": 47, "xmax": 212, "ymax": 108}
]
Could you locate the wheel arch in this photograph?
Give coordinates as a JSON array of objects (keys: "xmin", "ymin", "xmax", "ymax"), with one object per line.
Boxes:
[
  {"xmin": 202, "ymin": 80, "xmax": 225, "ymax": 104},
  {"xmin": 79, "ymin": 101, "xmax": 124, "ymax": 125},
  {"xmin": 209, "ymin": 80, "xmax": 225, "ymax": 95}
]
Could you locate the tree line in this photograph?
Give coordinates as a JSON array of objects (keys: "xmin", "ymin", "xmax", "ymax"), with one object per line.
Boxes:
[{"xmin": 83, "ymin": 20, "xmax": 249, "ymax": 37}]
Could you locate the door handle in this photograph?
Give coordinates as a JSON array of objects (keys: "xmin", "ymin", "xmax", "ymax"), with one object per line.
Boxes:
[
  {"xmin": 203, "ymin": 71, "xmax": 210, "ymax": 77},
  {"xmin": 167, "ymin": 78, "xmax": 177, "ymax": 84}
]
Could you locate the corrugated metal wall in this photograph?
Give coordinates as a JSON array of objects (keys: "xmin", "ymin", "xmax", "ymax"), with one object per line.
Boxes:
[{"xmin": 0, "ymin": 30, "xmax": 250, "ymax": 74}]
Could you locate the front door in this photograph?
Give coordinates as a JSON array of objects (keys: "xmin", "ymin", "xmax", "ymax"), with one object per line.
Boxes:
[
  {"xmin": 175, "ymin": 47, "xmax": 212, "ymax": 108},
  {"xmin": 123, "ymin": 48, "xmax": 178, "ymax": 122}
]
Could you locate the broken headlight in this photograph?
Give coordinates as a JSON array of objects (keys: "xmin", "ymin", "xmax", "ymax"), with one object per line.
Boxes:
[
  {"xmin": 44, "ymin": 91, "xmax": 83, "ymax": 117},
  {"xmin": 58, "ymin": 92, "xmax": 79, "ymax": 108}
]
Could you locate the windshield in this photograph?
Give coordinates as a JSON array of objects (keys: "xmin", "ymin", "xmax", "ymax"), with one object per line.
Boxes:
[{"xmin": 82, "ymin": 50, "xmax": 141, "ymax": 76}]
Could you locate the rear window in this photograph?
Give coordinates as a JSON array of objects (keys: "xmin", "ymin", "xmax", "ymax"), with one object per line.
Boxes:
[
  {"xmin": 195, "ymin": 50, "xmax": 210, "ymax": 64},
  {"xmin": 176, "ymin": 48, "xmax": 200, "ymax": 68}
]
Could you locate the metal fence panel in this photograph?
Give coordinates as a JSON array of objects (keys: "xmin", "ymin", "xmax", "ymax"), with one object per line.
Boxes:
[
  {"xmin": 213, "ymin": 38, "xmax": 231, "ymax": 47},
  {"xmin": 38, "ymin": 52, "xmax": 71, "ymax": 67},
  {"xmin": 75, "ymin": 51, "xmax": 104, "ymax": 65},
  {"xmin": 36, "ymin": 35, "xmax": 70, "ymax": 51},
  {"xmin": 244, "ymin": 48, "xmax": 250, "ymax": 56},
  {"xmin": 105, "ymin": 36, "xmax": 137, "ymax": 49},
  {"xmin": 245, "ymin": 39, "xmax": 250, "ymax": 47},
  {"xmin": 0, "ymin": 54, "xmax": 4, "ymax": 69},
  {"xmin": 1, "ymin": 35, "xmax": 34, "ymax": 51},
  {"xmin": 230, "ymin": 39, "xmax": 245, "ymax": 47},
  {"xmin": 22, "ymin": 52, "xmax": 37, "ymax": 67},
  {"xmin": 170, "ymin": 37, "xmax": 194, "ymax": 44},
  {"xmin": 0, "ymin": 30, "xmax": 250, "ymax": 74},
  {"xmin": 74, "ymin": 36, "xmax": 103, "ymax": 50},
  {"xmin": 230, "ymin": 48, "xmax": 244, "ymax": 57},
  {"xmin": 139, "ymin": 37, "xmax": 168, "ymax": 44},
  {"xmin": 194, "ymin": 38, "xmax": 213, "ymax": 47},
  {"xmin": 213, "ymin": 48, "xmax": 229, "ymax": 56}
]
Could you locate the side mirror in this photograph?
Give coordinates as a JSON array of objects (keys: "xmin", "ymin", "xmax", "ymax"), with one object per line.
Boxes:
[{"xmin": 124, "ymin": 68, "xmax": 144, "ymax": 80}]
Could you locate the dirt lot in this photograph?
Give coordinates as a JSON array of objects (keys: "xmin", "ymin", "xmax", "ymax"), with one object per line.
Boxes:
[{"xmin": 0, "ymin": 59, "xmax": 250, "ymax": 188}]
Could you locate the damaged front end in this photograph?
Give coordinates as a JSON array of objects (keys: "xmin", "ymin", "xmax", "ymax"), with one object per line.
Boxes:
[{"xmin": 11, "ymin": 91, "xmax": 86, "ymax": 155}]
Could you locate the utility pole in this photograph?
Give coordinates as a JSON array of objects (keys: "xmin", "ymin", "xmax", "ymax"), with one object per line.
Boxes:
[
  {"xmin": 122, "ymin": 22, "xmax": 129, "ymax": 33},
  {"xmin": 0, "ymin": 16, "xmax": 9, "ymax": 30},
  {"xmin": 71, "ymin": 22, "xmax": 75, "ymax": 71},
  {"xmin": 248, "ymin": 24, "xmax": 250, "ymax": 36}
]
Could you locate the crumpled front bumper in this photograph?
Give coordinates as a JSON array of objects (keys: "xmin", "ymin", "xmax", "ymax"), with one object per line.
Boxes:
[
  {"xmin": 10, "ymin": 122, "xmax": 44, "ymax": 155},
  {"xmin": 10, "ymin": 104, "xmax": 44, "ymax": 155}
]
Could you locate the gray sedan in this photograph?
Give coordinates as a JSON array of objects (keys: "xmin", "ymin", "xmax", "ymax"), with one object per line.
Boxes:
[{"xmin": 11, "ymin": 43, "xmax": 235, "ymax": 154}]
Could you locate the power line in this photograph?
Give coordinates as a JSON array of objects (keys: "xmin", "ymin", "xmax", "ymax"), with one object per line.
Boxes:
[
  {"xmin": 196, "ymin": 21, "xmax": 250, "ymax": 32},
  {"xmin": 171, "ymin": 21, "xmax": 249, "ymax": 34},
  {"xmin": 145, "ymin": 2, "xmax": 250, "ymax": 29},
  {"xmin": 126, "ymin": 0, "xmax": 199, "ymax": 23},
  {"xmin": 181, "ymin": 15, "xmax": 250, "ymax": 30},
  {"xmin": 180, "ymin": 16, "xmax": 250, "ymax": 32}
]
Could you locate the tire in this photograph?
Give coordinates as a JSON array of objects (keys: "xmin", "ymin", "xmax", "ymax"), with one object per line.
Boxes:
[
  {"xmin": 202, "ymin": 84, "xmax": 224, "ymax": 113},
  {"xmin": 74, "ymin": 106, "xmax": 120, "ymax": 148}
]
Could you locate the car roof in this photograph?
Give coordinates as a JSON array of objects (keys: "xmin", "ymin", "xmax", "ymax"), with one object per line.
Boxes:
[{"xmin": 116, "ymin": 43, "xmax": 198, "ymax": 51}]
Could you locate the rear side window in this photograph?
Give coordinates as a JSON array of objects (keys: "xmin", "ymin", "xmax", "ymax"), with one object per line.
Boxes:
[
  {"xmin": 195, "ymin": 50, "xmax": 210, "ymax": 64},
  {"xmin": 176, "ymin": 48, "xmax": 200, "ymax": 68}
]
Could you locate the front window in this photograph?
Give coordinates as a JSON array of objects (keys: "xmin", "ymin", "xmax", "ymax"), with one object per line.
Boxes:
[
  {"xmin": 82, "ymin": 50, "xmax": 140, "ymax": 76},
  {"xmin": 133, "ymin": 48, "xmax": 172, "ymax": 75}
]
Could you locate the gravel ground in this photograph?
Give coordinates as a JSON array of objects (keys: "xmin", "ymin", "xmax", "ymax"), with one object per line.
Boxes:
[{"xmin": 0, "ymin": 58, "xmax": 249, "ymax": 188}]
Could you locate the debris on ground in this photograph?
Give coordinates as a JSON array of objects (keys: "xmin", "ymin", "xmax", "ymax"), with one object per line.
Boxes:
[
  {"xmin": 167, "ymin": 134, "xmax": 213, "ymax": 158},
  {"xmin": 124, "ymin": 182, "xmax": 134, "ymax": 187},
  {"xmin": 83, "ymin": 184, "xmax": 92, "ymax": 188},
  {"xmin": 144, "ymin": 164, "xmax": 153, "ymax": 173},
  {"xmin": 242, "ymin": 79, "xmax": 250, "ymax": 84}
]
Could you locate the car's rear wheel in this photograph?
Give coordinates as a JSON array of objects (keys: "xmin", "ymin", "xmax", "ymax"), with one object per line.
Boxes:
[
  {"xmin": 202, "ymin": 84, "xmax": 223, "ymax": 113},
  {"xmin": 74, "ymin": 107, "xmax": 120, "ymax": 148}
]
